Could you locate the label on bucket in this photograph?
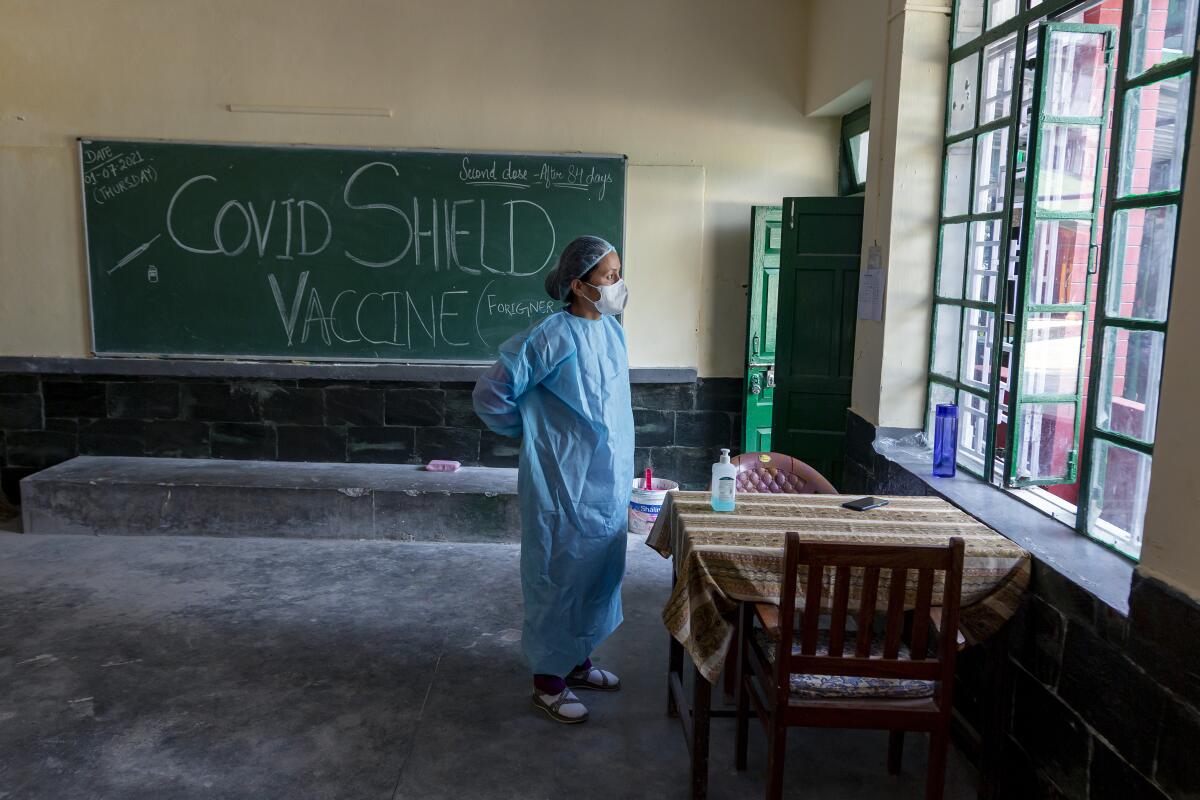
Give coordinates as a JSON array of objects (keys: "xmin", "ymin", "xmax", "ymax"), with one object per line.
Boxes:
[{"xmin": 630, "ymin": 501, "xmax": 662, "ymax": 514}]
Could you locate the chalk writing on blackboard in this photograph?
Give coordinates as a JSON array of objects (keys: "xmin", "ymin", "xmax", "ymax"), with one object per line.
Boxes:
[
  {"xmin": 164, "ymin": 166, "xmax": 559, "ymax": 276},
  {"xmin": 82, "ymin": 144, "xmax": 157, "ymax": 205},
  {"xmin": 80, "ymin": 139, "xmax": 625, "ymax": 361},
  {"xmin": 107, "ymin": 234, "xmax": 161, "ymax": 274},
  {"xmin": 458, "ymin": 156, "xmax": 614, "ymax": 200}
]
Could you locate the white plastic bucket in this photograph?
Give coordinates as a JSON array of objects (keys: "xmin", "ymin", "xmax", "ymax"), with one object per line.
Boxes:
[{"xmin": 628, "ymin": 478, "xmax": 679, "ymax": 536}]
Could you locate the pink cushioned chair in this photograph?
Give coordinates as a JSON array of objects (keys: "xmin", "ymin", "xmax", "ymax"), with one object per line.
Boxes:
[
  {"xmin": 718, "ymin": 452, "xmax": 837, "ymax": 702},
  {"xmin": 731, "ymin": 452, "xmax": 837, "ymax": 495}
]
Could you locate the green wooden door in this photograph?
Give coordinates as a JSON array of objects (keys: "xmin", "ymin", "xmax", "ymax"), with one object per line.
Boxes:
[
  {"xmin": 772, "ymin": 197, "xmax": 864, "ymax": 488},
  {"xmin": 742, "ymin": 205, "xmax": 783, "ymax": 452}
]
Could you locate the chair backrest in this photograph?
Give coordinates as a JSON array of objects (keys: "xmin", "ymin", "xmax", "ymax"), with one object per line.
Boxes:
[
  {"xmin": 773, "ymin": 533, "xmax": 965, "ymax": 709},
  {"xmin": 732, "ymin": 452, "xmax": 837, "ymax": 494}
]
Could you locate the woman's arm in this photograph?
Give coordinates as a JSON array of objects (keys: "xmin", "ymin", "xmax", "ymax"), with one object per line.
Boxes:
[{"xmin": 472, "ymin": 325, "xmax": 568, "ymax": 438}]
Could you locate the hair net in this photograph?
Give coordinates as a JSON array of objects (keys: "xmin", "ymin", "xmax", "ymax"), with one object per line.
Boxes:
[{"xmin": 544, "ymin": 236, "xmax": 616, "ymax": 301}]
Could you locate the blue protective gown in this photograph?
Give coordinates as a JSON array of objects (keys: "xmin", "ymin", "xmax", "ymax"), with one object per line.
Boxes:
[{"xmin": 473, "ymin": 310, "xmax": 634, "ymax": 676}]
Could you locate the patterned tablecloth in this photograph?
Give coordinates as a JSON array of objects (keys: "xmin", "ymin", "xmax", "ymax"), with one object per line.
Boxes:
[{"xmin": 646, "ymin": 492, "xmax": 1031, "ymax": 683}]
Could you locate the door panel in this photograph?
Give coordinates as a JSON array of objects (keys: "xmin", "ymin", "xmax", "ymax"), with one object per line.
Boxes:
[
  {"xmin": 745, "ymin": 365, "xmax": 775, "ymax": 453},
  {"xmin": 749, "ymin": 210, "xmax": 782, "ymax": 366},
  {"xmin": 742, "ymin": 206, "xmax": 783, "ymax": 452},
  {"xmin": 795, "ymin": 212, "xmax": 863, "ymax": 252},
  {"xmin": 763, "ymin": 269, "xmax": 780, "ymax": 356},
  {"xmin": 772, "ymin": 197, "xmax": 865, "ymax": 488},
  {"xmin": 789, "ymin": 268, "xmax": 835, "ymax": 376},
  {"xmin": 840, "ymin": 269, "xmax": 859, "ymax": 376},
  {"xmin": 783, "ymin": 392, "xmax": 847, "ymax": 430}
]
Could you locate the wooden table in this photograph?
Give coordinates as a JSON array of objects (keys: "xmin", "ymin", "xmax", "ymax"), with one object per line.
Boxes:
[{"xmin": 646, "ymin": 491, "xmax": 1031, "ymax": 800}]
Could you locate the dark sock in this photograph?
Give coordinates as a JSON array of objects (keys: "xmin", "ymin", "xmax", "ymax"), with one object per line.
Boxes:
[
  {"xmin": 534, "ymin": 674, "xmax": 566, "ymax": 695},
  {"xmin": 534, "ymin": 657, "xmax": 593, "ymax": 694}
]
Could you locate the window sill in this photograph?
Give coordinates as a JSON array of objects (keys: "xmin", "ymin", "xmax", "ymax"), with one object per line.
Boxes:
[{"xmin": 873, "ymin": 429, "xmax": 1134, "ymax": 616}]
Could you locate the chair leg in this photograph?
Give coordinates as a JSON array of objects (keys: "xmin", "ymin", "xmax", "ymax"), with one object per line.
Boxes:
[
  {"xmin": 735, "ymin": 602, "xmax": 752, "ymax": 771},
  {"xmin": 765, "ymin": 718, "xmax": 788, "ymax": 800},
  {"xmin": 735, "ymin": 684, "xmax": 750, "ymax": 771},
  {"xmin": 888, "ymin": 730, "xmax": 905, "ymax": 775},
  {"xmin": 925, "ymin": 728, "xmax": 949, "ymax": 800}
]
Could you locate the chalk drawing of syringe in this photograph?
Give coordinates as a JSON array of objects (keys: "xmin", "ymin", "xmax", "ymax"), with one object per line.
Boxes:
[{"xmin": 108, "ymin": 234, "xmax": 161, "ymax": 275}]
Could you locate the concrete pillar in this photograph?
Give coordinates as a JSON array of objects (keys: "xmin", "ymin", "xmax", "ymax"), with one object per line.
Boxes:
[{"xmin": 849, "ymin": 0, "xmax": 951, "ymax": 428}]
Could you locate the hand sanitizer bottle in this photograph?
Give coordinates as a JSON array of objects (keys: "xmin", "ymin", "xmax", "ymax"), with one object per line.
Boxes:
[{"xmin": 710, "ymin": 449, "xmax": 737, "ymax": 512}]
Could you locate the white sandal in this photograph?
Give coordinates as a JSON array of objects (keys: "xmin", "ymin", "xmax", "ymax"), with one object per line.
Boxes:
[
  {"xmin": 566, "ymin": 665, "xmax": 621, "ymax": 692},
  {"xmin": 532, "ymin": 688, "xmax": 589, "ymax": 724}
]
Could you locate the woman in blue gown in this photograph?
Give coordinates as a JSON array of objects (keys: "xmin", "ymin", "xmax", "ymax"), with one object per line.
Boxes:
[{"xmin": 473, "ymin": 236, "xmax": 634, "ymax": 724}]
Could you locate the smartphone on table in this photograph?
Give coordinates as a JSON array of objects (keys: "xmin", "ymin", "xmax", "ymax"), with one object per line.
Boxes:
[{"xmin": 842, "ymin": 496, "xmax": 890, "ymax": 512}]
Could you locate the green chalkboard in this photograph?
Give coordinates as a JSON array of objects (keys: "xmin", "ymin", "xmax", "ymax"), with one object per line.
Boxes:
[{"xmin": 79, "ymin": 139, "xmax": 626, "ymax": 361}]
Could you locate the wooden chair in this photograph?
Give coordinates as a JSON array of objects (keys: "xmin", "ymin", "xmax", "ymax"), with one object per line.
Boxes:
[
  {"xmin": 721, "ymin": 452, "xmax": 836, "ymax": 701},
  {"xmin": 731, "ymin": 452, "xmax": 838, "ymax": 495},
  {"xmin": 735, "ymin": 533, "xmax": 965, "ymax": 800}
]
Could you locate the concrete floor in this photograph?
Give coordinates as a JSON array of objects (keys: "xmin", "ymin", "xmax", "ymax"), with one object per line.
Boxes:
[{"xmin": 0, "ymin": 529, "xmax": 979, "ymax": 800}]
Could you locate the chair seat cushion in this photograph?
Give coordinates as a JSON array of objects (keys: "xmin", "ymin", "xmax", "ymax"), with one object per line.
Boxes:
[
  {"xmin": 754, "ymin": 629, "xmax": 936, "ymax": 700},
  {"xmin": 736, "ymin": 466, "xmax": 808, "ymax": 493}
]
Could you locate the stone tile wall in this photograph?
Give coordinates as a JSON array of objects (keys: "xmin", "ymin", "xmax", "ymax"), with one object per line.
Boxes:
[{"xmin": 0, "ymin": 373, "xmax": 743, "ymax": 502}]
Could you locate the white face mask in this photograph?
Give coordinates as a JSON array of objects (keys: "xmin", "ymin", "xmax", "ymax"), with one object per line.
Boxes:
[{"xmin": 584, "ymin": 278, "xmax": 629, "ymax": 316}]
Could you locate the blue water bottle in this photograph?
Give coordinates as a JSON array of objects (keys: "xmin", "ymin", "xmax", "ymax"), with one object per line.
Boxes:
[{"xmin": 933, "ymin": 403, "xmax": 958, "ymax": 478}]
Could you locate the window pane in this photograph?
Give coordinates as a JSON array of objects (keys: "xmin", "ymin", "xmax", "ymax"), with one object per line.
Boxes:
[
  {"xmin": 1029, "ymin": 219, "xmax": 1092, "ymax": 306},
  {"xmin": 955, "ymin": 0, "xmax": 985, "ymax": 47},
  {"xmin": 982, "ymin": 34, "xmax": 1018, "ymax": 123},
  {"xmin": 1119, "ymin": 73, "xmax": 1191, "ymax": 197},
  {"xmin": 1129, "ymin": 0, "xmax": 1199, "ymax": 78},
  {"xmin": 1045, "ymin": 30, "xmax": 1110, "ymax": 119},
  {"xmin": 975, "ymin": 128, "xmax": 1010, "ymax": 213},
  {"xmin": 1087, "ymin": 440, "xmax": 1152, "ymax": 556},
  {"xmin": 933, "ymin": 305, "xmax": 962, "ymax": 378},
  {"xmin": 959, "ymin": 391, "xmax": 990, "ymax": 471},
  {"xmin": 1021, "ymin": 312, "xmax": 1084, "ymax": 395},
  {"xmin": 968, "ymin": 220, "xmax": 1003, "ymax": 303},
  {"xmin": 926, "ymin": 381, "xmax": 956, "ymax": 438},
  {"xmin": 849, "ymin": 131, "xmax": 869, "ymax": 185},
  {"xmin": 1097, "ymin": 327, "xmax": 1165, "ymax": 443},
  {"xmin": 940, "ymin": 223, "xmax": 968, "ymax": 298},
  {"xmin": 988, "ymin": 0, "xmax": 1018, "ymax": 28},
  {"xmin": 944, "ymin": 140, "xmax": 974, "ymax": 216},
  {"xmin": 1014, "ymin": 402, "xmax": 1077, "ymax": 481},
  {"xmin": 961, "ymin": 308, "xmax": 996, "ymax": 388},
  {"xmin": 1106, "ymin": 205, "xmax": 1177, "ymax": 321},
  {"xmin": 1036, "ymin": 124, "xmax": 1101, "ymax": 212},
  {"xmin": 949, "ymin": 53, "xmax": 980, "ymax": 135}
]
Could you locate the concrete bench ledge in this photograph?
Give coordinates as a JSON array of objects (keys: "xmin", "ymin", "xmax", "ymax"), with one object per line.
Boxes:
[{"xmin": 20, "ymin": 456, "xmax": 520, "ymax": 542}]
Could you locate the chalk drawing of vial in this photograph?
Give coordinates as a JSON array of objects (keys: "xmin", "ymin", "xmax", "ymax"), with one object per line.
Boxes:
[{"xmin": 147, "ymin": 265, "xmax": 159, "ymax": 283}]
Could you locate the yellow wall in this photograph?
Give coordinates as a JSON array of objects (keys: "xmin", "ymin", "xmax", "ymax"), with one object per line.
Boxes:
[
  {"xmin": 802, "ymin": 0, "xmax": 885, "ymax": 117},
  {"xmin": 0, "ymin": 0, "xmax": 836, "ymax": 376},
  {"xmin": 802, "ymin": 0, "xmax": 949, "ymax": 428},
  {"xmin": 624, "ymin": 166, "xmax": 705, "ymax": 370}
]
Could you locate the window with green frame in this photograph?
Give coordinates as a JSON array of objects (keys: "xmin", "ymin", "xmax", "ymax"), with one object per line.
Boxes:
[
  {"xmin": 927, "ymin": 0, "xmax": 1199, "ymax": 559},
  {"xmin": 839, "ymin": 105, "xmax": 870, "ymax": 195}
]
